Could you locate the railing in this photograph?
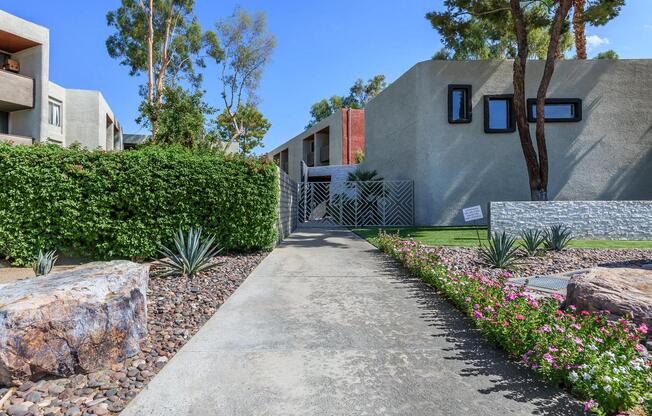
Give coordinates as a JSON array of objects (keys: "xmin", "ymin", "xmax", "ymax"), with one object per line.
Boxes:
[{"xmin": 298, "ymin": 180, "xmax": 414, "ymax": 227}]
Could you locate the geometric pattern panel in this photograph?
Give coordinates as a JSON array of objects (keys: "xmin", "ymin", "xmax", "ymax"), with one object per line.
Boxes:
[{"xmin": 298, "ymin": 181, "xmax": 413, "ymax": 227}]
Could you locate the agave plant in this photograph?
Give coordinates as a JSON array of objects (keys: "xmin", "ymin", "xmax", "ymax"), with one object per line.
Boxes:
[
  {"xmin": 157, "ymin": 227, "xmax": 222, "ymax": 279},
  {"xmin": 480, "ymin": 232, "xmax": 520, "ymax": 269},
  {"xmin": 33, "ymin": 250, "xmax": 58, "ymax": 276},
  {"xmin": 520, "ymin": 229, "xmax": 545, "ymax": 256},
  {"xmin": 544, "ymin": 224, "xmax": 573, "ymax": 251}
]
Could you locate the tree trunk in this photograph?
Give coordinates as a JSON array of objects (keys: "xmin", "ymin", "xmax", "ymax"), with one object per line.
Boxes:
[
  {"xmin": 533, "ymin": 0, "xmax": 572, "ymax": 201},
  {"xmin": 510, "ymin": 0, "xmax": 544, "ymax": 200},
  {"xmin": 573, "ymin": 0, "xmax": 587, "ymax": 59},
  {"xmin": 147, "ymin": 0, "xmax": 156, "ymax": 142}
]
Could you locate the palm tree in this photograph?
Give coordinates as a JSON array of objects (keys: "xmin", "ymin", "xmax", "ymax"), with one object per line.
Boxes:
[
  {"xmin": 573, "ymin": 0, "xmax": 587, "ymax": 59},
  {"xmin": 347, "ymin": 168, "xmax": 383, "ymax": 182}
]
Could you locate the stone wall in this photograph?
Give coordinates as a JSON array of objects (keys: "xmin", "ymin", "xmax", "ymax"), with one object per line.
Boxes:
[
  {"xmin": 489, "ymin": 201, "xmax": 652, "ymax": 240},
  {"xmin": 277, "ymin": 168, "xmax": 297, "ymax": 242}
]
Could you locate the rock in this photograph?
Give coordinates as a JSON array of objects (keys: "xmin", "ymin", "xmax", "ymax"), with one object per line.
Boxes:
[
  {"xmin": 24, "ymin": 391, "xmax": 41, "ymax": 403},
  {"xmin": 565, "ymin": 267, "xmax": 652, "ymax": 334},
  {"xmin": 0, "ymin": 261, "xmax": 149, "ymax": 385},
  {"xmin": 5, "ymin": 403, "xmax": 29, "ymax": 416}
]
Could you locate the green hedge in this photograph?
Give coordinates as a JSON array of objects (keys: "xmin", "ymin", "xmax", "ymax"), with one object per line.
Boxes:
[{"xmin": 0, "ymin": 144, "xmax": 279, "ymax": 265}]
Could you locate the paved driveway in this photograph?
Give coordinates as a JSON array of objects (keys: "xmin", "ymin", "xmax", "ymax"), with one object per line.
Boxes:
[{"xmin": 123, "ymin": 228, "xmax": 581, "ymax": 416}]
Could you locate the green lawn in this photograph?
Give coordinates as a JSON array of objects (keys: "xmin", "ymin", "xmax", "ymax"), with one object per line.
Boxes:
[{"xmin": 352, "ymin": 227, "xmax": 652, "ymax": 249}]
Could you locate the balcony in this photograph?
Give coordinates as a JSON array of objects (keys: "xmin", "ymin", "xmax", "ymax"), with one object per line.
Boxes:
[{"xmin": 0, "ymin": 70, "xmax": 34, "ymax": 111}]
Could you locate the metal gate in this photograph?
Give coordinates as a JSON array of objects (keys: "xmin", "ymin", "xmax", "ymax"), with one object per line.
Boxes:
[{"xmin": 298, "ymin": 181, "xmax": 414, "ymax": 227}]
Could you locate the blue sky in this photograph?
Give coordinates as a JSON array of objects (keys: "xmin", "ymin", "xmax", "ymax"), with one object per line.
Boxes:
[{"xmin": 1, "ymin": 1, "xmax": 651, "ymax": 151}]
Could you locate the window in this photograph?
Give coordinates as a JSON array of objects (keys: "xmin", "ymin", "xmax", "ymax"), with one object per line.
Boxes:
[
  {"xmin": 48, "ymin": 100, "xmax": 62, "ymax": 127},
  {"xmin": 448, "ymin": 84, "xmax": 472, "ymax": 123},
  {"xmin": 484, "ymin": 95, "xmax": 515, "ymax": 133},
  {"xmin": 527, "ymin": 98, "xmax": 582, "ymax": 122}
]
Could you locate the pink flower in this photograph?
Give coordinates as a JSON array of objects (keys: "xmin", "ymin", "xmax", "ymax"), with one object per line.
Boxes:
[
  {"xmin": 574, "ymin": 337, "xmax": 583, "ymax": 345},
  {"xmin": 570, "ymin": 323, "xmax": 582, "ymax": 330},
  {"xmin": 583, "ymin": 400, "xmax": 598, "ymax": 412},
  {"xmin": 569, "ymin": 305, "xmax": 577, "ymax": 311},
  {"xmin": 540, "ymin": 325, "xmax": 551, "ymax": 333},
  {"xmin": 634, "ymin": 343, "xmax": 645, "ymax": 353},
  {"xmin": 543, "ymin": 353, "xmax": 555, "ymax": 363},
  {"xmin": 551, "ymin": 293, "xmax": 564, "ymax": 302},
  {"xmin": 473, "ymin": 311, "xmax": 483, "ymax": 319},
  {"xmin": 581, "ymin": 310, "xmax": 590, "ymax": 316},
  {"xmin": 515, "ymin": 314, "xmax": 526, "ymax": 321},
  {"xmin": 636, "ymin": 323, "xmax": 649, "ymax": 335}
]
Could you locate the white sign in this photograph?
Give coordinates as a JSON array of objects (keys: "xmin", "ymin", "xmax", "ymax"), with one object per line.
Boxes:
[{"xmin": 462, "ymin": 205, "xmax": 483, "ymax": 222}]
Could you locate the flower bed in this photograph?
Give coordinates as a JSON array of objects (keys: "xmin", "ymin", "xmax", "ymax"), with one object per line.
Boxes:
[{"xmin": 375, "ymin": 232, "xmax": 651, "ymax": 416}]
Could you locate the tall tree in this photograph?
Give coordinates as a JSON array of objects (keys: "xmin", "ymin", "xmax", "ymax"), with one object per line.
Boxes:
[
  {"xmin": 573, "ymin": 0, "xmax": 587, "ymax": 59},
  {"xmin": 427, "ymin": 3, "xmax": 574, "ymax": 60},
  {"xmin": 428, "ymin": 0, "xmax": 624, "ymax": 200},
  {"xmin": 138, "ymin": 86, "xmax": 213, "ymax": 148},
  {"xmin": 208, "ymin": 8, "xmax": 276, "ymax": 154},
  {"xmin": 214, "ymin": 104, "xmax": 271, "ymax": 154},
  {"xmin": 306, "ymin": 75, "xmax": 386, "ymax": 127},
  {"xmin": 106, "ymin": 0, "xmax": 218, "ymax": 142}
]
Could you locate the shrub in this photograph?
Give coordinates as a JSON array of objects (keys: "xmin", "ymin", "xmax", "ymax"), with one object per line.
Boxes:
[
  {"xmin": 32, "ymin": 250, "xmax": 57, "ymax": 276},
  {"xmin": 374, "ymin": 232, "xmax": 651, "ymax": 416},
  {"xmin": 544, "ymin": 224, "xmax": 573, "ymax": 251},
  {"xmin": 520, "ymin": 229, "xmax": 545, "ymax": 256},
  {"xmin": 480, "ymin": 232, "xmax": 520, "ymax": 269},
  {"xmin": 157, "ymin": 227, "xmax": 222, "ymax": 279},
  {"xmin": 0, "ymin": 144, "xmax": 279, "ymax": 265}
]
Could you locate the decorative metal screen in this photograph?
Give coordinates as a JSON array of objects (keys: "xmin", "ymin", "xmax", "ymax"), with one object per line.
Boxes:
[{"xmin": 298, "ymin": 181, "xmax": 413, "ymax": 227}]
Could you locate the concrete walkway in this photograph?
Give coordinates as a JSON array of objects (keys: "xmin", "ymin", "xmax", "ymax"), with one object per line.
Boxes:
[{"xmin": 123, "ymin": 228, "xmax": 581, "ymax": 416}]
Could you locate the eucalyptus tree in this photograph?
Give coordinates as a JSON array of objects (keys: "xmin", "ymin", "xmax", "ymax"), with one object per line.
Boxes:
[{"xmin": 106, "ymin": 0, "xmax": 219, "ymax": 142}]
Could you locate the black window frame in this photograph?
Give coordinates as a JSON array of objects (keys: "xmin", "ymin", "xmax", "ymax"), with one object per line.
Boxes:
[
  {"xmin": 483, "ymin": 94, "xmax": 515, "ymax": 133},
  {"xmin": 447, "ymin": 84, "xmax": 472, "ymax": 124},
  {"xmin": 526, "ymin": 98, "xmax": 582, "ymax": 123}
]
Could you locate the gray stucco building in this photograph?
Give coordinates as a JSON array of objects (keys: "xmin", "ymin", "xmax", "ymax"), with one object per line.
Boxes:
[
  {"xmin": 0, "ymin": 10, "xmax": 122, "ymax": 149},
  {"xmin": 362, "ymin": 59, "xmax": 652, "ymax": 226}
]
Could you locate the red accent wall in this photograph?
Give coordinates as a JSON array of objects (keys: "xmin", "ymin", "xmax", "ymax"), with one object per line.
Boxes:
[{"xmin": 340, "ymin": 108, "xmax": 365, "ymax": 164}]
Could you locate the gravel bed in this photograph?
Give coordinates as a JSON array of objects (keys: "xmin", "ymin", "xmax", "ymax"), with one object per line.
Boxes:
[
  {"xmin": 436, "ymin": 246, "xmax": 652, "ymax": 278},
  {"xmin": 0, "ymin": 252, "xmax": 267, "ymax": 416}
]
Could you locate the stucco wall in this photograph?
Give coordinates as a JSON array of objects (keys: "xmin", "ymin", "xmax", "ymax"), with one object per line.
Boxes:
[
  {"xmin": 489, "ymin": 201, "xmax": 652, "ymax": 240},
  {"xmin": 363, "ymin": 59, "xmax": 652, "ymax": 226}
]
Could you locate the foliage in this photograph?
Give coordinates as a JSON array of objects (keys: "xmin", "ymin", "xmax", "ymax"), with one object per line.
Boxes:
[
  {"xmin": 595, "ymin": 49, "xmax": 619, "ymax": 59},
  {"xmin": 520, "ymin": 229, "xmax": 545, "ymax": 256},
  {"xmin": 209, "ymin": 8, "xmax": 275, "ymax": 154},
  {"xmin": 106, "ymin": 0, "xmax": 218, "ymax": 141},
  {"xmin": 0, "ymin": 144, "xmax": 279, "ymax": 265},
  {"xmin": 139, "ymin": 86, "xmax": 214, "ymax": 148},
  {"xmin": 157, "ymin": 227, "xmax": 222, "ymax": 279},
  {"xmin": 214, "ymin": 103, "xmax": 271, "ymax": 154},
  {"xmin": 32, "ymin": 250, "xmax": 58, "ymax": 276},
  {"xmin": 427, "ymin": 3, "xmax": 573, "ymax": 60},
  {"xmin": 544, "ymin": 224, "xmax": 573, "ymax": 251},
  {"xmin": 347, "ymin": 168, "xmax": 383, "ymax": 182},
  {"xmin": 480, "ymin": 232, "xmax": 521, "ymax": 269},
  {"xmin": 354, "ymin": 149, "xmax": 365, "ymax": 164},
  {"xmin": 375, "ymin": 233, "xmax": 651, "ymax": 416},
  {"xmin": 306, "ymin": 75, "xmax": 386, "ymax": 127}
]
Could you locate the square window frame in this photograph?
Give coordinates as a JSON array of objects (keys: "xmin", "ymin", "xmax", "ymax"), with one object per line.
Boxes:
[
  {"xmin": 483, "ymin": 94, "xmax": 516, "ymax": 133},
  {"xmin": 526, "ymin": 98, "xmax": 582, "ymax": 123},
  {"xmin": 447, "ymin": 84, "xmax": 472, "ymax": 124}
]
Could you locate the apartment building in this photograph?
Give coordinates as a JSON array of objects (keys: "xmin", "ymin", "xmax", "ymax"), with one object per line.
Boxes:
[
  {"xmin": 0, "ymin": 10, "xmax": 122, "ymax": 149},
  {"xmin": 268, "ymin": 108, "xmax": 365, "ymax": 182},
  {"xmin": 363, "ymin": 59, "xmax": 652, "ymax": 225}
]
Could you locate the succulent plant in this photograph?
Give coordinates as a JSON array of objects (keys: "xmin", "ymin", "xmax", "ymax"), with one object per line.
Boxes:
[
  {"xmin": 480, "ymin": 232, "xmax": 520, "ymax": 269},
  {"xmin": 33, "ymin": 250, "xmax": 58, "ymax": 276},
  {"xmin": 520, "ymin": 229, "xmax": 545, "ymax": 256},
  {"xmin": 157, "ymin": 227, "xmax": 222, "ymax": 279},
  {"xmin": 544, "ymin": 224, "xmax": 573, "ymax": 251}
]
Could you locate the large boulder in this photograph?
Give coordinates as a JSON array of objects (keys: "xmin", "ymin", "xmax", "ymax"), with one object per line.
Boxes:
[
  {"xmin": 0, "ymin": 261, "xmax": 148, "ymax": 385},
  {"xmin": 565, "ymin": 267, "xmax": 652, "ymax": 334}
]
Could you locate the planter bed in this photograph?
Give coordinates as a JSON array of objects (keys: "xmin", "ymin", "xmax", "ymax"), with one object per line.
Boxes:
[
  {"xmin": 374, "ymin": 233, "xmax": 651, "ymax": 416},
  {"xmin": 0, "ymin": 252, "xmax": 267, "ymax": 416}
]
